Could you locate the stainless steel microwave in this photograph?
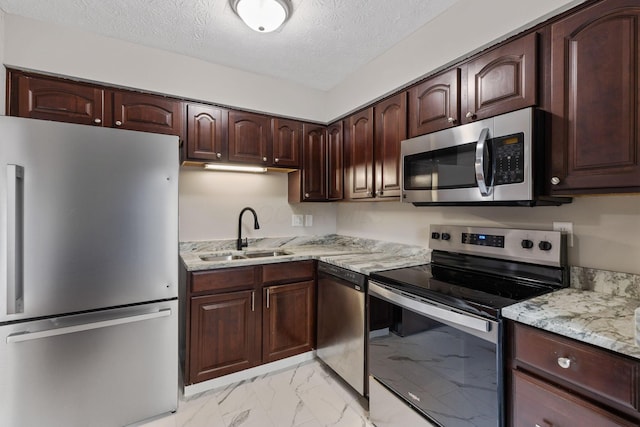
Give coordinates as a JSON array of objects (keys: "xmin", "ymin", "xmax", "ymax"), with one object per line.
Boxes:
[{"xmin": 401, "ymin": 107, "xmax": 571, "ymax": 206}]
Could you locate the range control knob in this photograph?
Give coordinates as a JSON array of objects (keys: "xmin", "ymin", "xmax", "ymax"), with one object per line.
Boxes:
[
  {"xmin": 441, "ymin": 233, "xmax": 451, "ymax": 241},
  {"xmin": 521, "ymin": 239, "xmax": 534, "ymax": 249},
  {"xmin": 538, "ymin": 241, "xmax": 553, "ymax": 251},
  {"xmin": 431, "ymin": 232, "xmax": 441, "ymax": 240}
]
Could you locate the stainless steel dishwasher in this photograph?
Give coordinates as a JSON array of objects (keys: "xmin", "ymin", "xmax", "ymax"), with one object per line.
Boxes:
[{"xmin": 316, "ymin": 261, "xmax": 367, "ymax": 396}]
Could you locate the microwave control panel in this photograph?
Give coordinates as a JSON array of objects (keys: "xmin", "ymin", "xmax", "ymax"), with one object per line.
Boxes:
[{"xmin": 493, "ymin": 132, "xmax": 524, "ymax": 185}]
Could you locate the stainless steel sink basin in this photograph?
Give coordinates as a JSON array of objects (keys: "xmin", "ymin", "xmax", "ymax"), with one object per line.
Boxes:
[
  {"xmin": 243, "ymin": 250, "xmax": 292, "ymax": 258},
  {"xmin": 199, "ymin": 254, "xmax": 247, "ymax": 262}
]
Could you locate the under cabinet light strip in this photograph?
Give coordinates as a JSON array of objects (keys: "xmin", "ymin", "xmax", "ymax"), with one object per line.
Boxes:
[{"xmin": 203, "ymin": 164, "xmax": 267, "ymax": 173}]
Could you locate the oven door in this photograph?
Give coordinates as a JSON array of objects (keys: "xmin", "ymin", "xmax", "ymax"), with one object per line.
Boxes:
[{"xmin": 368, "ymin": 281, "xmax": 502, "ymax": 427}]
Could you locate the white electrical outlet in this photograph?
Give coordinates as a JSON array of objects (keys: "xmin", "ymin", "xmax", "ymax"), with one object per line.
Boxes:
[
  {"xmin": 305, "ymin": 215, "xmax": 313, "ymax": 227},
  {"xmin": 553, "ymin": 221, "xmax": 574, "ymax": 247},
  {"xmin": 292, "ymin": 214, "xmax": 304, "ymax": 227}
]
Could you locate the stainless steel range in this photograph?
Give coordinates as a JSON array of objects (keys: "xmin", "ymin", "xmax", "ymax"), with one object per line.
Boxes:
[{"xmin": 368, "ymin": 225, "xmax": 568, "ymax": 427}]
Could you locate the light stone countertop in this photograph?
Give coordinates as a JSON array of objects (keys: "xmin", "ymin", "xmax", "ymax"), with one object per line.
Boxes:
[
  {"xmin": 503, "ymin": 267, "xmax": 640, "ymax": 360},
  {"xmin": 179, "ymin": 234, "xmax": 430, "ymax": 275}
]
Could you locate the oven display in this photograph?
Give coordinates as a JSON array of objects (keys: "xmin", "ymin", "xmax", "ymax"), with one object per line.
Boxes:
[{"xmin": 462, "ymin": 232, "xmax": 505, "ymax": 248}]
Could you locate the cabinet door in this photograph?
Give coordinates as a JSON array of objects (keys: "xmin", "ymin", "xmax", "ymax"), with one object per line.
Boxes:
[
  {"xmin": 272, "ymin": 118, "xmax": 301, "ymax": 168},
  {"xmin": 13, "ymin": 74, "xmax": 105, "ymax": 126},
  {"xmin": 327, "ymin": 121, "xmax": 344, "ymax": 200},
  {"xmin": 374, "ymin": 93, "xmax": 406, "ymax": 199},
  {"xmin": 111, "ymin": 91, "xmax": 183, "ymax": 136},
  {"xmin": 549, "ymin": 0, "xmax": 640, "ymax": 193},
  {"xmin": 186, "ymin": 103, "xmax": 228, "ymax": 161},
  {"xmin": 408, "ymin": 69, "xmax": 460, "ymax": 136},
  {"xmin": 263, "ymin": 281, "xmax": 315, "ymax": 363},
  {"xmin": 511, "ymin": 370, "xmax": 636, "ymax": 427},
  {"xmin": 301, "ymin": 123, "xmax": 328, "ymax": 201},
  {"xmin": 189, "ymin": 291, "xmax": 259, "ymax": 384},
  {"xmin": 228, "ymin": 111, "xmax": 272, "ymax": 165},
  {"xmin": 345, "ymin": 108, "xmax": 374, "ymax": 200},
  {"xmin": 464, "ymin": 32, "xmax": 537, "ymax": 123}
]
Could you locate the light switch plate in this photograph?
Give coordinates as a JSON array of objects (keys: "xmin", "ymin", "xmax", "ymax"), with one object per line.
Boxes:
[
  {"xmin": 292, "ymin": 214, "xmax": 304, "ymax": 227},
  {"xmin": 553, "ymin": 221, "xmax": 574, "ymax": 247}
]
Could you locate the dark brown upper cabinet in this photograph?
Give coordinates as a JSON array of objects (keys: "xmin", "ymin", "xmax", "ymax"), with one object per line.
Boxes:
[
  {"xmin": 374, "ymin": 93, "xmax": 406, "ymax": 199},
  {"xmin": 462, "ymin": 32, "xmax": 537, "ymax": 123},
  {"xmin": 299, "ymin": 123, "xmax": 328, "ymax": 201},
  {"xmin": 272, "ymin": 118, "xmax": 302, "ymax": 168},
  {"xmin": 228, "ymin": 110, "xmax": 272, "ymax": 165},
  {"xmin": 11, "ymin": 73, "xmax": 105, "ymax": 126},
  {"xmin": 9, "ymin": 71, "xmax": 184, "ymax": 139},
  {"xmin": 548, "ymin": 0, "xmax": 640, "ymax": 194},
  {"xmin": 408, "ymin": 68, "xmax": 460, "ymax": 137},
  {"xmin": 327, "ymin": 121, "xmax": 344, "ymax": 201},
  {"xmin": 345, "ymin": 108, "xmax": 375, "ymax": 200},
  {"xmin": 186, "ymin": 103, "xmax": 228, "ymax": 162}
]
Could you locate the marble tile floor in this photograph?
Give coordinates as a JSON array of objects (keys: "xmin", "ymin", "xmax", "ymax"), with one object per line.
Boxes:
[{"xmin": 140, "ymin": 360, "xmax": 374, "ymax": 427}]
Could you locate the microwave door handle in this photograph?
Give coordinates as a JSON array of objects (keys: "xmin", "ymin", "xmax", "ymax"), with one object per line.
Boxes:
[{"xmin": 474, "ymin": 128, "xmax": 491, "ymax": 197}]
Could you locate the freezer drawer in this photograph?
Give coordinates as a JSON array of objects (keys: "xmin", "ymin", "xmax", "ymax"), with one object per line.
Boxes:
[{"xmin": 0, "ymin": 300, "xmax": 178, "ymax": 427}]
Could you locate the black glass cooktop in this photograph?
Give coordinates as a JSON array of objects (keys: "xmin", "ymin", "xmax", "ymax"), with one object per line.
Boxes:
[{"xmin": 369, "ymin": 262, "xmax": 561, "ymax": 319}]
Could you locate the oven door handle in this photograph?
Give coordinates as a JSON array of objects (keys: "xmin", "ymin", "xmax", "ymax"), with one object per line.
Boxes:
[
  {"xmin": 474, "ymin": 127, "xmax": 491, "ymax": 197},
  {"xmin": 369, "ymin": 282, "xmax": 491, "ymax": 333}
]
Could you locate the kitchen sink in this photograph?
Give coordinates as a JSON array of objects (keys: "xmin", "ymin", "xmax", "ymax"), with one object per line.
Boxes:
[
  {"xmin": 199, "ymin": 253, "xmax": 247, "ymax": 262},
  {"xmin": 243, "ymin": 250, "xmax": 292, "ymax": 258}
]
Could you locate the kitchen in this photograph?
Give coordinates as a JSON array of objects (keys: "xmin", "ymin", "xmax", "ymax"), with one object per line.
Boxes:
[{"xmin": 1, "ymin": 0, "xmax": 640, "ymax": 426}]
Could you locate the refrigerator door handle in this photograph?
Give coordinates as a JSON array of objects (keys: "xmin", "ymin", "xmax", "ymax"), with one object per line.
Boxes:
[
  {"xmin": 6, "ymin": 164, "xmax": 24, "ymax": 315},
  {"xmin": 6, "ymin": 308, "xmax": 172, "ymax": 343}
]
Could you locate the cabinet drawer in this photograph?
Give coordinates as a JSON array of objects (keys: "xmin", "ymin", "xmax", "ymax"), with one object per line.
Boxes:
[
  {"xmin": 191, "ymin": 266, "xmax": 259, "ymax": 293},
  {"xmin": 512, "ymin": 370, "xmax": 636, "ymax": 427},
  {"xmin": 262, "ymin": 260, "xmax": 314, "ymax": 285},
  {"xmin": 513, "ymin": 323, "xmax": 639, "ymax": 410}
]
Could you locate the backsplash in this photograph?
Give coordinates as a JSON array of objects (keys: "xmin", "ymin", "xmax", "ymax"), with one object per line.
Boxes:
[{"xmin": 570, "ymin": 266, "xmax": 640, "ymax": 299}]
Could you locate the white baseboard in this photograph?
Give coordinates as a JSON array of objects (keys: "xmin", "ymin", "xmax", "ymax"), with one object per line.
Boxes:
[{"xmin": 183, "ymin": 351, "xmax": 316, "ymax": 398}]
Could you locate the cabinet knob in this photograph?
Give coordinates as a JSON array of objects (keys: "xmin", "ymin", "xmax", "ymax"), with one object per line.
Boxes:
[
  {"xmin": 304, "ymin": 193, "xmax": 310, "ymax": 199},
  {"xmin": 550, "ymin": 176, "xmax": 561, "ymax": 185},
  {"xmin": 115, "ymin": 120, "xmax": 122, "ymax": 126},
  {"xmin": 367, "ymin": 191, "xmax": 373, "ymax": 197},
  {"xmin": 465, "ymin": 112, "xmax": 475, "ymax": 119},
  {"xmin": 376, "ymin": 190, "xmax": 383, "ymax": 196},
  {"xmin": 262, "ymin": 157, "xmax": 268, "ymax": 162},
  {"xmin": 93, "ymin": 118, "xmax": 102, "ymax": 124},
  {"xmin": 557, "ymin": 357, "xmax": 571, "ymax": 369},
  {"xmin": 274, "ymin": 158, "xmax": 279, "ymax": 163},
  {"xmin": 447, "ymin": 117, "xmax": 456, "ymax": 124},
  {"xmin": 216, "ymin": 153, "xmax": 222, "ymax": 159}
]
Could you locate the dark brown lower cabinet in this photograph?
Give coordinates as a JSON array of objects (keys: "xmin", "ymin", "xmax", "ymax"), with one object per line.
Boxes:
[
  {"xmin": 508, "ymin": 321, "xmax": 640, "ymax": 426},
  {"xmin": 185, "ymin": 261, "xmax": 316, "ymax": 386},
  {"xmin": 189, "ymin": 290, "xmax": 259, "ymax": 384},
  {"xmin": 263, "ymin": 280, "xmax": 315, "ymax": 363}
]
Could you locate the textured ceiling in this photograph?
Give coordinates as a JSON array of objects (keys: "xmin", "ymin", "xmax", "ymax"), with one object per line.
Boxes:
[{"xmin": 0, "ymin": 0, "xmax": 458, "ymax": 91}]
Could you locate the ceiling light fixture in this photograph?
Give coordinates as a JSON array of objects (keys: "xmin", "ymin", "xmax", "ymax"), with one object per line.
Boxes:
[
  {"xmin": 204, "ymin": 163, "xmax": 268, "ymax": 173},
  {"xmin": 230, "ymin": 0, "xmax": 291, "ymax": 33}
]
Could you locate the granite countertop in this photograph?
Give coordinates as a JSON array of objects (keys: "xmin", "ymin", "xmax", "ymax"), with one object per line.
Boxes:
[
  {"xmin": 180, "ymin": 234, "xmax": 429, "ymax": 275},
  {"xmin": 503, "ymin": 267, "xmax": 640, "ymax": 360}
]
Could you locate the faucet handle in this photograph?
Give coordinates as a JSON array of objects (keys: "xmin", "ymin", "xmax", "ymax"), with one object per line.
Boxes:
[{"xmin": 241, "ymin": 238, "xmax": 248, "ymax": 248}]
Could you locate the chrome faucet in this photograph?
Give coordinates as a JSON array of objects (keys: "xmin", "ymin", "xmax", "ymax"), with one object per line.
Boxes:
[{"xmin": 237, "ymin": 207, "xmax": 260, "ymax": 250}]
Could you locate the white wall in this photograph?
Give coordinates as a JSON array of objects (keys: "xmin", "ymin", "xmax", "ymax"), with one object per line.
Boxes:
[
  {"xmin": 337, "ymin": 195, "xmax": 640, "ymax": 275},
  {"xmin": 2, "ymin": 14, "xmax": 326, "ymax": 122},
  {"xmin": 178, "ymin": 167, "xmax": 336, "ymax": 242},
  {"xmin": 325, "ymin": 0, "xmax": 585, "ymax": 119}
]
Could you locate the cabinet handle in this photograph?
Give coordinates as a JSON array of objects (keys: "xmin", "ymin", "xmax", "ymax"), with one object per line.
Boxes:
[
  {"xmin": 447, "ymin": 117, "xmax": 456, "ymax": 124},
  {"xmin": 251, "ymin": 291, "xmax": 255, "ymax": 312},
  {"xmin": 93, "ymin": 118, "xmax": 102, "ymax": 124},
  {"xmin": 465, "ymin": 112, "xmax": 475, "ymax": 119},
  {"xmin": 115, "ymin": 120, "xmax": 122, "ymax": 126},
  {"xmin": 266, "ymin": 288, "xmax": 270, "ymax": 309},
  {"xmin": 216, "ymin": 153, "xmax": 222, "ymax": 159},
  {"xmin": 550, "ymin": 176, "xmax": 561, "ymax": 185},
  {"xmin": 274, "ymin": 158, "xmax": 279, "ymax": 163},
  {"xmin": 557, "ymin": 357, "xmax": 571, "ymax": 369}
]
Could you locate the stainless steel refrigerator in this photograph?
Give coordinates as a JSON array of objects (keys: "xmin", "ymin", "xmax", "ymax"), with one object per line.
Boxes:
[{"xmin": 0, "ymin": 116, "xmax": 179, "ymax": 426}]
